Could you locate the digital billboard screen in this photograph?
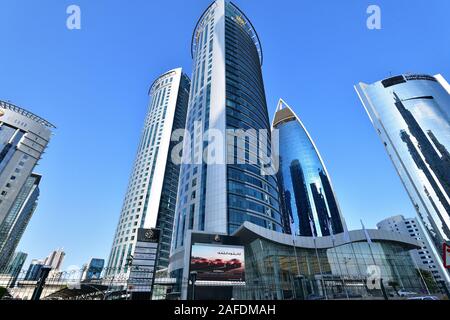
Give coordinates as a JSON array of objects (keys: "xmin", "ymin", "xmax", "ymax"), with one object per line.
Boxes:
[{"xmin": 190, "ymin": 243, "xmax": 245, "ymax": 283}]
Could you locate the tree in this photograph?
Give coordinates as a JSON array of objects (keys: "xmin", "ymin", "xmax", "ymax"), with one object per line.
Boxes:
[
  {"xmin": 416, "ymin": 269, "xmax": 439, "ymax": 293},
  {"xmin": 0, "ymin": 286, "xmax": 6, "ymax": 299}
]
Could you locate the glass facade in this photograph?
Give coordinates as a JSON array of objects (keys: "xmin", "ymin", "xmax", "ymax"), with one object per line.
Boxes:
[
  {"xmin": 4, "ymin": 251, "xmax": 27, "ymax": 278},
  {"xmin": 273, "ymin": 100, "xmax": 345, "ymax": 237},
  {"xmin": 355, "ymin": 74, "xmax": 450, "ymax": 284},
  {"xmin": 238, "ymin": 238, "xmax": 425, "ymax": 300},
  {"xmin": 0, "ymin": 174, "xmax": 40, "ymax": 271},
  {"xmin": 106, "ymin": 69, "xmax": 190, "ymax": 276},
  {"xmin": 225, "ymin": 3, "xmax": 282, "ymax": 235},
  {"xmin": 82, "ymin": 258, "xmax": 105, "ymax": 281},
  {"xmin": 170, "ymin": 1, "xmax": 282, "ymax": 299},
  {"xmin": 173, "ymin": 0, "xmax": 282, "ymax": 253}
]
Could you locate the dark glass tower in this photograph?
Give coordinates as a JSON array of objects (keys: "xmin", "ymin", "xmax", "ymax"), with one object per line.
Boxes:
[{"xmin": 272, "ymin": 99, "xmax": 346, "ymax": 237}]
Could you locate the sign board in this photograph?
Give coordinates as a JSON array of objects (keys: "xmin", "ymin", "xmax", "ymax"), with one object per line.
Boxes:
[
  {"xmin": 127, "ymin": 228, "xmax": 160, "ymax": 294},
  {"xmin": 190, "ymin": 243, "xmax": 245, "ymax": 283},
  {"xmin": 444, "ymin": 243, "xmax": 450, "ymax": 269}
]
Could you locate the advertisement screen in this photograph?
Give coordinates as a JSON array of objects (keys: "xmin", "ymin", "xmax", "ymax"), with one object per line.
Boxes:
[{"xmin": 190, "ymin": 244, "xmax": 245, "ymax": 282}]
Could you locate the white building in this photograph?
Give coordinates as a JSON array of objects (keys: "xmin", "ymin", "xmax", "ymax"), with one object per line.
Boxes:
[
  {"xmin": 106, "ymin": 68, "xmax": 190, "ymax": 277},
  {"xmin": 44, "ymin": 248, "xmax": 65, "ymax": 270},
  {"xmin": 0, "ymin": 101, "xmax": 54, "ymax": 270},
  {"xmin": 377, "ymin": 215, "xmax": 448, "ymax": 285}
]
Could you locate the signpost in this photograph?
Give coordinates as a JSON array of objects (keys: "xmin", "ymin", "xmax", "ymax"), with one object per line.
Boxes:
[{"xmin": 127, "ymin": 228, "xmax": 160, "ymax": 300}]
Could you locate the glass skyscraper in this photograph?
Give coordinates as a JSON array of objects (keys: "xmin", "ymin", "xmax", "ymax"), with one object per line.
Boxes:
[
  {"xmin": 0, "ymin": 173, "xmax": 40, "ymax": 271},
  {"xmin": 169, "ymin": 0, "xmax": 282, "ymax": 297},
  {"xmin": 355, "ymin": 73, "xmax": 450, "ymax": 285},
  {"xmin": 4, "ymin": 251, "xmax": 27, "ymax": 278},
  {"xmin": 106, "ymin": 68, "xmax": 190, "ymax": 276},
  {"xmin": 273, "ymin": 99, "xmax": 346, "ymax": 237},
  {"xmin": 0, "ymin": 101, "xmax": 54, "ymax": 271}
]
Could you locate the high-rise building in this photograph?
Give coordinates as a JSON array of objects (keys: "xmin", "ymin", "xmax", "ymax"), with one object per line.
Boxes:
[
  {"xmin": 377, "ymin": 215, "xmax": 448, "ymax": 284},
  {"xmin": 106, "ymin": 68, "xmax": 190, "ymax": 276},
  {"xmin": 24, "ymin": 259, "xmax": 45, "ymax": 281},
  {"xmin": 81, "ymin": 258, "xmax": 104, "ymax": 281},
  {"xmin": 355, "ymin": 73, "xmax": 450, "ymax": 284},
  {"xmin": 0, "ymin": 174, "xmax": 41, "ymax": 271},
  {"xmin": 0, "ymin": 101, "xmax": 54, "ymax": 270},
  {"xmin": 272, "ymin": 99, "xmax": 346, "ymax": 237},
  {"xmin": 169, "ymin": 0, "xmax": 282, "ymax": 295},
  {"xmin": 44, "ymin": 248, "xmax": 65, "ymax": 270},
  {"xmin": 4, "ymin": 251, "xmax": 27, "ymax": 278}
]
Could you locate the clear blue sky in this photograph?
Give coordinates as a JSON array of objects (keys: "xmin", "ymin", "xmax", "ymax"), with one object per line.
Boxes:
[{"xmin": 0, "ymin": 0, "xmax": 449, "ymax": 270}]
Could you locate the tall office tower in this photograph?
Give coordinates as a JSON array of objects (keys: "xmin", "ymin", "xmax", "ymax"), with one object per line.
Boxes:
[
  {"xmin": 81, "ymin": 258, "xmax": 104, "ymax": 281},
  {"xmin": 44, "ymin": 248, "xmax": 65, "ymax": 270},
  {"xmin": 106, "ymin": 68, "xmax": 190, "ymax": 276},
  {"xmin": 0, "ymin": 173, "xmax": 41, "ymax": 271},
  {"xmin": 4, "ymin": 251, "xmax": 27, "ymax": 277},
  {"xmin": 377, "ymin": 215, "xmax": 447, "ymax": 284},
  {"xmin": 272, "ymin": 99, "xmax": 346, "ymax": 237},
  {"xmin": 24, "ymin": 259, "xmax": 45, "ymax": 281},
  {"xmin": 0, "ymin": 101, "xmax": 54, "ymax": 270},
  {"xmin": 355, "ymin": 73, "xmax": 450, "ymax": 284},
  {"xmin": 170, "ymin": 0, "xmax": 282, "ymax": 291}
]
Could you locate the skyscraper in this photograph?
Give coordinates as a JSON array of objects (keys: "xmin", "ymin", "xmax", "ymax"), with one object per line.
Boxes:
[
  {"xmin": 81, "ymin": 258, "xmax": 104, "ymax": 281},
  {"xmin": 106, "ymin": 68, "xmax": 190, "ymax": 276},
  {"xmin": 4, "ymin": 251, "xmax": 27, "ymax": 278},
  {"xmin": 0, "ymin": 174, "xmax": 40, "ymax": 271},
  {"xmin": 44, "ymin": 248, "xmax": 65, "ymax": 270},
  {"xmin": 0, "ymin": 101, "xmax": 54, "ymax": 270},
  {"xmin": 24, "ymin": 259, "xmax": 45, "ymax": 281},
  {"xmin": 272, "ymin": 99, "xmax": 346, "ymax": 237},
  {"xmin": 169, "ymin": 0, "xmax": 282, "ymax": 293},
  {"xmin": 355, "ymin": 73, "xmax": 450, "ymax": 284}
]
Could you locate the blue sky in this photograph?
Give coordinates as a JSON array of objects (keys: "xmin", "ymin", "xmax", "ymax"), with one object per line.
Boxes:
[{"xmin": 0, "ymin": 0, "xmax": 449, "ymax": 270}]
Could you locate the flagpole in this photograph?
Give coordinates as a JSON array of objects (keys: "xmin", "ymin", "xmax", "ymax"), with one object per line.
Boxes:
[
  {"xmin": 412, "ymin": 256, "xmax": 430, "ymax": 295},
  {"xmin": 343, "ymin": 228, "xmax": 367, "ymax": 296},
  {"xmin": 292, "ymin": 238, "xmax": 301, "ymax": 277},
  {"xmin": 361, "ymin": 220, "xmax": 377, "ymax": 266},
  {"xmin": 290, "ymin": 222, "xmax": 302, "ymax": 278},
  {"xmin": 290, "ymin": 220, "xmax": 305, "ymax": 299},
  {"xmin": 310, "ymin": 219, "xmax": 328, "ymax": 300},
  {"xmin": 329, "ymin": 220, "xmax": 349, "ymax": 300}
]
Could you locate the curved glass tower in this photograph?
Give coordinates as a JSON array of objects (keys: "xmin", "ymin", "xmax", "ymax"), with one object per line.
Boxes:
[
  {"xmin": 169, "ymin": 0, "xmax": 282, "ymax": 297},
  {"xmin": 355, "ymin": 73, "xmax": 450, "ymax": 285},
  {"xmin": 273, "ymin": 99, "xmax": 346, "ymax": 237},
  {"xmin": 106, "ymin": 68, "xmax": 190, "ymax": 277}
]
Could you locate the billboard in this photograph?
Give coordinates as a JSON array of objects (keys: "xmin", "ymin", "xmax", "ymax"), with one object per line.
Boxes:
[{"xmin": 190, "ymin": 243, "xmax": 245, "ymax": 283}]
